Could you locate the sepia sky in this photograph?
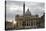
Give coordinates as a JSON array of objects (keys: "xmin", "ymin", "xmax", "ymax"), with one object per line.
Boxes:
[{"xmin": 6, "ymin": 1, "xmax": 45, "ymax": 22}]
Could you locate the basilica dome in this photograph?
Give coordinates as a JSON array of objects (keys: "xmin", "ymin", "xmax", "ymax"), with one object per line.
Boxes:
[{"xmin": 25, "ymin": 8, "xmax": 31, "ymax": 16}]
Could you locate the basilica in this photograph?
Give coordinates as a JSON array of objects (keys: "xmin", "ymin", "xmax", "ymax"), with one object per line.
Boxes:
[{"xmin": 15, "ymin": 3, "xmax": 45, "ymax": 29}]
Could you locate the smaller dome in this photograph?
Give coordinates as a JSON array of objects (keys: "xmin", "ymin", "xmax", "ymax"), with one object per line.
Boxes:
[{"xmin": 25, "ymin": 8, "xmax": 31, "ymax": 16}]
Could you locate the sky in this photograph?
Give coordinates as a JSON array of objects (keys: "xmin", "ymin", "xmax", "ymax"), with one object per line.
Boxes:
[{"xmin": 6, "ymin": 1, "xmax": 45, "ymax": 22}]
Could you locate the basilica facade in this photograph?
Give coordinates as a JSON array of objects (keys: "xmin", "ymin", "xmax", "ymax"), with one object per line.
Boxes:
[{"xmin": 15, "ymin": 3, "xmax": 44, "ymax": 29}]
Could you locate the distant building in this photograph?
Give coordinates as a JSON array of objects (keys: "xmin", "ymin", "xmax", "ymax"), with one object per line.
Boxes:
[
  {"xmin": 6, "ymin": 21, "xmax": 14, "ymax": 30},
  {"xmin": 15, "ymin": 2, "xmax": 45, "ymax": 29}
]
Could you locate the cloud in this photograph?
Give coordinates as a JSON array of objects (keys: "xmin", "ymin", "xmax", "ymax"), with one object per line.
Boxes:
[{"xmin": 6, "ymin": 1, "xmax": 45, "ymax": 21}]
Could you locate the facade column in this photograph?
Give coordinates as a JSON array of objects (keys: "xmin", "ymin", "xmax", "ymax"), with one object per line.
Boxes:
[
  {"xmin": 21, "ymin": 21, "xmax": 22, "ymax": 27},
  {"xmin": 35, "ymin": 20, "xmax": 36, "ymax": 28},
  {"xmin": 28, "ymin": 18, "xmax": 29, "ymax": 26},
  {"xmin": 30, "ymin": 21, "xmax": 31, "ymax": 26},
  {"xmin": 33, "ymin": 20, "xmax": 34, "ymax": 28},
  {"xmin": 26, "ymin": 21, "xmax": 27, "ymax": 26}
]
